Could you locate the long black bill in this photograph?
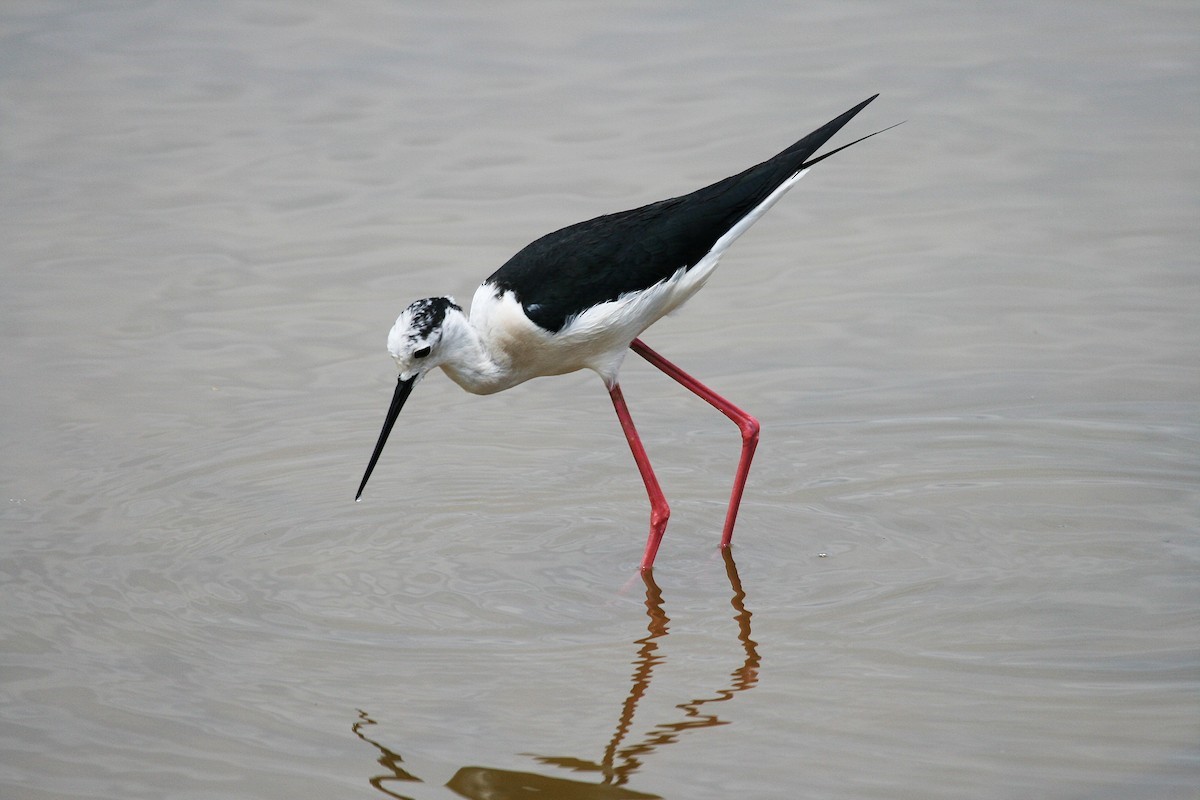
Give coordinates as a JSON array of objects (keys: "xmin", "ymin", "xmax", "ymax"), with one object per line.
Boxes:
[{"xmin": 355, "ymin": 374, "xmax": 417, "ymax": 501}]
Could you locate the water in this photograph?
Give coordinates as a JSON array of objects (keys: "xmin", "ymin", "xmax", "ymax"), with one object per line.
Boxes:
[{"xmin": 2, "ymin": 2, "xmax": 1197, "ymax": 798}]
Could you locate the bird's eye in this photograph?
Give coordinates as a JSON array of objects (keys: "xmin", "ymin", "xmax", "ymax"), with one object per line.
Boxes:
[{"xmin": 412, "ymin": 346, "xmax": 431, "ymax": 359}]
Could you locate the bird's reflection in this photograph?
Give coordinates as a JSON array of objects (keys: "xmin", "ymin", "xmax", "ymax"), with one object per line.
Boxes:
[
  {"xmin": 353, "ymin": 549, "xmax": 759, "ymax": 799},
  {"xmin": 352, "ymin": 710, "xmax": 423, "ymax": 799}
]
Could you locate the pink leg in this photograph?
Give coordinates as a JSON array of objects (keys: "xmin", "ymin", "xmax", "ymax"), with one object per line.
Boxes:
[
  {"xmin": 609, "ymin": 383, "xmax": 670, "ymax": 571},
  {"xmin": 630, "ymin": 338, "xmax": 759, "ymax": 550}
]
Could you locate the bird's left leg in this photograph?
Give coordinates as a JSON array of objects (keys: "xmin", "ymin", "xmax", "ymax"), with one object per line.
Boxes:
[
  {"xmin": 630, "ymin": 338, "xmax": 759, "ymax": 549},
  {"xmin": 608, "ymin": 382, "xmax": 671, "ymax": 571}
]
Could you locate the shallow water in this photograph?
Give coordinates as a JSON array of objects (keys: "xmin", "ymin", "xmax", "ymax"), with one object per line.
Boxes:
[{"xmin": 1, "ymin": 1, "xmax": 1197, "ymax": 798}]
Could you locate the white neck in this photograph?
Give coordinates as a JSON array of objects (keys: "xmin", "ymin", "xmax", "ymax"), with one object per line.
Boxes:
[{"xmin": 436, "ymin": 307, "xmax": 511, "ymax": 395}]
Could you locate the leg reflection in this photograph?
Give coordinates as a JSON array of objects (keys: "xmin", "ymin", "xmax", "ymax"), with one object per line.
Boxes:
[
  {"xmin": 352, "ymin": 709, "xmax": 422, "ymax": 800},
  {"xmin": 530, "ymin": 551, "xmax": 759, "ymax": 787},
  {"xmin": 354, "ymin": 553, "xmax": 759, "ymax": 798}
]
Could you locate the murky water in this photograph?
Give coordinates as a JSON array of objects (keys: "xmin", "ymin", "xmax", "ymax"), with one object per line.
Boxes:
[{"xmin": 2, "ymin": 2, "xmax": 1197, "ymax": 798}]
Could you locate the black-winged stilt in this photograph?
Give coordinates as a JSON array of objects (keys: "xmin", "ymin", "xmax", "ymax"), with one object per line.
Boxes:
[{"xmin": 356, "ymin": 95, "xmax": 890, "ymax": 571}]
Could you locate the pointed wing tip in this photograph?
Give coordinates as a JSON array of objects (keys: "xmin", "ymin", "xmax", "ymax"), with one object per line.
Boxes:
[{"xmin": 797, "ymin": 99, "xmax": 899, "ymax": 170}]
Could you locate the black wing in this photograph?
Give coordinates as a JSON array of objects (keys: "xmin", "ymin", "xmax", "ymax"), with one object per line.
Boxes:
[{"xmin": 486, "ymin": 95, "xmax": 879, "ymax": 333}]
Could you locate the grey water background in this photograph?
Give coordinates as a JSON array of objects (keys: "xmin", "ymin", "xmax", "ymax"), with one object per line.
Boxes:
[{"xmin": 1, "ymin": 2, "xmax": 1197, "ymax": 798}]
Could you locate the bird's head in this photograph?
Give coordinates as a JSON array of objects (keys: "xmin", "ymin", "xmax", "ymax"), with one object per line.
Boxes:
[
  {"xmin": 356, "ymin": 296, "xmax": 462, "ymax": 501},
  {"xmin": 386, "ymin": 296, "xmax": 462, "ymax": 380}
]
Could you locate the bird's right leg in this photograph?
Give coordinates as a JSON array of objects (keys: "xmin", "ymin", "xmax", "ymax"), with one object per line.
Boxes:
[
  {"xmin": 630, "ymin": 338, "xmax": 759, "ymax": 550},
  {"xmin": 608, "ymin": 383, "xmax": 670, "ymax": 571}
]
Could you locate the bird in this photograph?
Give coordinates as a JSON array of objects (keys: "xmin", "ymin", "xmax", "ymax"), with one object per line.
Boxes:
[{"xmin": 356, "ymin": 95, "xmax": 892, "ymax": 571}]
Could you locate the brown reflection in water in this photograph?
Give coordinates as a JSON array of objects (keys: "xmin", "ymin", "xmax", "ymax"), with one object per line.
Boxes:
[
  {"xmin": 352, "ymin": 710, "xmax": 423, "ymax": 799},
  {"xmin": 354, "ymin": 549, "xmax": 758, "ymax": 799}
]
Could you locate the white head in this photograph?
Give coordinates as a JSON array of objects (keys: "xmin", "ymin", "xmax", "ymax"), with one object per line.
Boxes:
[
  {"xmin": 356, "ymin": 296, "xmax": 462, "ymax": 501},
  {"xmin": 386, "ymin": 296, "xmax": 463, "ymax": 381}
]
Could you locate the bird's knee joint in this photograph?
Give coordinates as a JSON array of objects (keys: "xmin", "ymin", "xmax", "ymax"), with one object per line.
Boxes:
[
  {"xmin": 651, "ymin": 505, "xmax": 671, "ymax": 529},
  {"xmin": 740, "ymin": 417, "xmax": 760, "ymax": 441}
]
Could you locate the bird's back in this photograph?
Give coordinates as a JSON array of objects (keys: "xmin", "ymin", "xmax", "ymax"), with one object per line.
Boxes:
[{"xmin": 484, "ymin": 96, "xmax": 878, "ymax": 333}]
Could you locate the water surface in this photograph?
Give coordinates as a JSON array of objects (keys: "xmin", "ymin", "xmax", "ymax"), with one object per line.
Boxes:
[{"xmin": 1, "ymin": 2, "xmax": 1197, "ymax": 798}]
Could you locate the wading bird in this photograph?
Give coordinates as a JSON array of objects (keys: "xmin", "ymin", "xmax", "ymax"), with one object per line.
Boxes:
[{"xmin": 357, "ymin": 96, "xmax": 890, "ymax": 570}]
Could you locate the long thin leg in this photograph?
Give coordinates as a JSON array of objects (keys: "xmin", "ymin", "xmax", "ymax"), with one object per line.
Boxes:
[
  {"xmin": 630, "ymin": 338, "xmax": 759, "ymax": 550},
  {"xmin": 609, "ymin": 383, "xmax": 670, "ymax": 571}
]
